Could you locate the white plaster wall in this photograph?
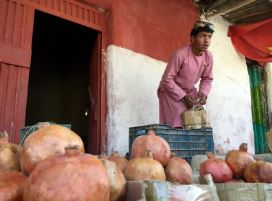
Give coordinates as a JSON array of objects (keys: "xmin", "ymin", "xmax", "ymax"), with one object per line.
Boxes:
[
  {"xmin": 207, "ymin": 16, "xmax": 254, "ymax": 154},
  {"xmin": 265, "ymin": 63, "xmax": 272, "ymax": 126},
  {"xmin": 106, "ymin": 46, "xmax": 165, "ymax": 155},
  {"xmin": 106, "ymin": 16, "xmax": 255, "ymax": 155}
]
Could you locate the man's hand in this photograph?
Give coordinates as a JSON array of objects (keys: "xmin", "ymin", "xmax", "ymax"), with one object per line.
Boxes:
[
  {"xmin": 198, "ymin": 91, "xmax": 207, "ymax": 105},
  {"xmin": 183, "ymin": 95, "xmax": 196, "ymax": 108}
]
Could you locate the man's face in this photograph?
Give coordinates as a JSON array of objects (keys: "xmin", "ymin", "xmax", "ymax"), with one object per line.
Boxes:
[{"xmin": 191, "ymin": 32, "xmax": 213, "ymax": 53}]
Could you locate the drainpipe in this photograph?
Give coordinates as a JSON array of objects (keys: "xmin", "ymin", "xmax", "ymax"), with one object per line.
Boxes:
[{"xmin": 204, "ymin": 0, "xmax": 256, "ymax": 17}]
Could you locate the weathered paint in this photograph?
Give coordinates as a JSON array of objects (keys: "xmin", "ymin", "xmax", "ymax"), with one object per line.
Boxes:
[
  {"xmin": 207, "ymin": 16, "xmax": 254, "ymax": 154},
  {"xmin": 0, "ymin": 64, "xmax": 29, "ymax": 143},
  {"xmin": 0, "ymin": 0, "xmax": 256, "ymax": 154},
  {"xmin": 0, "ymin": 0, "xmax": 107, "ymax": 152},
  {"xmin": 89, "ymin": 0, "xmax": 199, "ymax": 62},
  {"xmin": 106, "ymin": 45, "xmax": 165, "ymax": 154},
  {"xmin": 108, "ymin": 0, "xmax": 199, "ymax": 62},
  {"xmin": 0, "ymin": 0, "xmax": 33, "ymax": 143},
  {"xmin": 106, "ymin": 16, "xmax": 255, "ymax": 155},
  {"xmin": 19, "ymin": 0, "xmax": 105, "ymax": 31}
]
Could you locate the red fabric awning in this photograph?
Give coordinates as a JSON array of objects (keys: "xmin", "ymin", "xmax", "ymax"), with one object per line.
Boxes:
[{"xmin": 228, "ymin": 18, "xmax": 272, "ymax": 66}]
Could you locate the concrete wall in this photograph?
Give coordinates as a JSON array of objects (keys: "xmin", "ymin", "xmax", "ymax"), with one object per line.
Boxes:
[
  {"xmin": 106, "ymin": 0, "xmax": 198, "ymax": 62},
  {"xmin": 265, "ymin": 63, "xmax": 272, "ymax": 127},
  {"xmin": 207, "ymin": 17, "xmax": 254, "ymax": 154},
  {"xmin": 94, "ymin": 0, "xmax": 199, "ymax": 62},
  {"xmin": 106, "ymin": 16, "xmax": 255, "ymax": 155},
  {"xmin": 106, "ymin": 45, "xmax": 165, "ymax": 154}
]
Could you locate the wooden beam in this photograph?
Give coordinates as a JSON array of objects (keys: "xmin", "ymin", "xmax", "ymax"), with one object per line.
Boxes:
[{"xmin": 205, "ymin": 0, "xmax": 256, "ymax": 17}]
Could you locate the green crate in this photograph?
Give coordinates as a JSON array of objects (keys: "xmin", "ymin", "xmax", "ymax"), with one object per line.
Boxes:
[
  {"xmin": 19, "ymin": 122, "xmax": 71, "ymax": 145},
  {"xmin": 129, "ymin": 124, "xmax": 214, "ymax": 164}
]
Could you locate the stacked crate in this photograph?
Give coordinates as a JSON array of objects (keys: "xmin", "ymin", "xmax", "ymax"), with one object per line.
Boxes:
[
  {"xmin": 129, "ymin": 124, "xmax": 214, "ymax": 164},
  {"xmin": 19, "ymin": 122, "xmax": 71, "ymax": 145}
]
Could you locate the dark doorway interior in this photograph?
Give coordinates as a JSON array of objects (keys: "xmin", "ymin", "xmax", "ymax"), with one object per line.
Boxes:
[{"xmin": 26, "ymin": 11, "xmax": 98, "ymax": 150}]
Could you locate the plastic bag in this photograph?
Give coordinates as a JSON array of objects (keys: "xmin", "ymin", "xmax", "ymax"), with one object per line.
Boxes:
[{"xmin": 171, "ymin": 184, "xmax": 217, "ymax": 201}]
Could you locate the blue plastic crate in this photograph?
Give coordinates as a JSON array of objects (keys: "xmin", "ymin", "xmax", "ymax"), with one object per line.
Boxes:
[{"xmin": 129, "ymin": 124, "xmax": 214, "ymax": 164}]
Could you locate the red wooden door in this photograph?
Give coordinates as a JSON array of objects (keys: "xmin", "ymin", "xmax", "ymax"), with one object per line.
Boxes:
[
  {"xmin": 88, "ymin": 33, "xmax": 101, "ymax": 154},
  {"xmin": 0, "ymin": 0, "xmax": 107, "ymax": 153},
  {"xmin": 0, "ymin": 0, "xmax": 34, "ymax": 143}
]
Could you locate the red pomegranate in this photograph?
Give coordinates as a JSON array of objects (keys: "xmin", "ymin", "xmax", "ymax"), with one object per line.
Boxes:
[
  {"xmin": 23, "ymin": 145, "xmax": 109, "ymax": 201},
  {"xmin": 101, "ymin": 159, "xmax": 126, "ymax": 201},
  {"xmin": 131, "ymin": 130, "xmax": 170, "ymax": 166},
  {"xmin": 0, "ymin": 131, "xmax": 8, "ymax": 145},
  {"xmin": 165, "ymin": 153, "xmax": 192, "ymax": 184},
  {"xmin": 98, "ymin": 152, "xmax": 108, "ymax": 160},
  {"xmin": 108, "ymin": 151, "xmax": 128, "ymax": 172},
  {"xmin": 0, "ymin": 171, "xmax": 27, "ymax": 201},
  {"xmin": 244, "ymin": 160, "xmax": 272, "ymax": 183},
  {"xmin": 21, "ymin": 124, "xmax": 84, "ymax": 175},
  {"xmin": 225, "ymin": 143, "xmax": 255, "ymax": 178},
  {"xmin": 0, "ymin": 130, "xmax": 21, "ymax": 172},
  {"xmin": 0, "ymin": 143, "xmax": 21, "ymax": 172},
  {"xmin": 200, "ymin": 153, "xmax": 233, "ymax": 183},
  {"xmin": 124, "ymin": 151, "xmax": 166, "ymax": 181},
  {"xmin": 239, "ymin": 143, "xmax": 248, "ymax": 151}
]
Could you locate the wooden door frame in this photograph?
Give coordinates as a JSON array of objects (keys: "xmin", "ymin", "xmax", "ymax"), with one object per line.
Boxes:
[{"xmin": 20, "ymin": 0, "xmax": 107, "ymax": 153}]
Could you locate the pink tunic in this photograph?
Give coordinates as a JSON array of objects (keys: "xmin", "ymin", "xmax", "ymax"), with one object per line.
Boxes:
[{"xmin": 157, "ymin": 45, "xmax": 213, "ymax": 128}]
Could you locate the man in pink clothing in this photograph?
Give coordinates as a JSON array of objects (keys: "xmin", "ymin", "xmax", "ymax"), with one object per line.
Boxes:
[{"xmin": 157, "ymin": 21, "xmax": 214, "ymax": 128}]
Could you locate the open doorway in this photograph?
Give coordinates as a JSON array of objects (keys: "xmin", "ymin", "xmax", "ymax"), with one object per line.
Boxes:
[{"xmin": 25, "ymin": 11, "xmax": 99, "ymax": 151}]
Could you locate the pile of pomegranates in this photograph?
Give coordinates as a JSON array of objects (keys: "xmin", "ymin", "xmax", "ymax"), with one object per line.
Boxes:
[{"xmin": 3, "ymin": 125, "xmax": 272, "ymax": 201}]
